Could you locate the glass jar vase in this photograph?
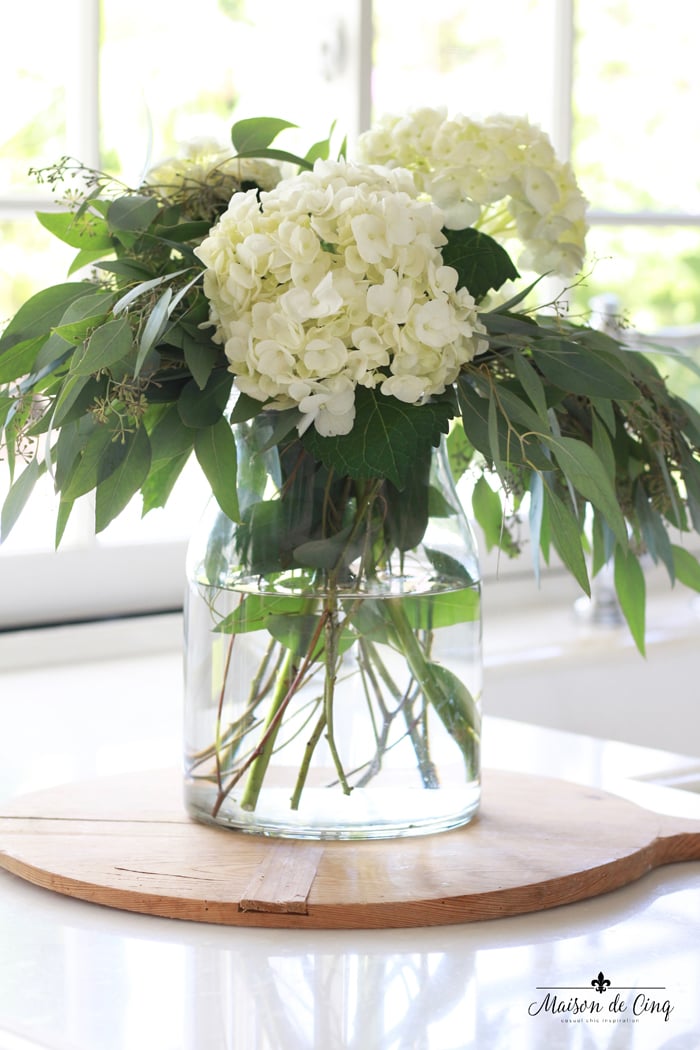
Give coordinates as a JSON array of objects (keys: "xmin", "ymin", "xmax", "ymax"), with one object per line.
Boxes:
[{"xmin": 183, "ymin": 412, "xmax": 482, "ymax": 839}]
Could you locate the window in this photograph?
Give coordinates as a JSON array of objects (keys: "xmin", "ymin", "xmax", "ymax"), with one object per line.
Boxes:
[{"xmin": 2, "ymin": 0, "xmax": 698, "ymax": 627}]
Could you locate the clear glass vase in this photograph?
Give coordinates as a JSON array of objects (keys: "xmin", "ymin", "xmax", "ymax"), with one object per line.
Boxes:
[{"xmin": 183, "ymin": 413, "xmax": 482, "ymax": 839}]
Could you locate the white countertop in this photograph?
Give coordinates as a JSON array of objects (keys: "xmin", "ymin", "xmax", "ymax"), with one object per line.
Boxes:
[{"xmin": 1, "ymin": 616, "xmax": 699, "ymax": 1050}]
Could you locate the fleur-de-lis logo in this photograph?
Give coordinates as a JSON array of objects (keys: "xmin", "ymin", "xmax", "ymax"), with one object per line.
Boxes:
[{"xmin": 591, "ymin": 971, "xmax": 611, "ymax": 994}]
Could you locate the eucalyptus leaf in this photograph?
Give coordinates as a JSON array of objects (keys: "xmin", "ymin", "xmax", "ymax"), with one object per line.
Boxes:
[
  {"xmin": 37, "ymin": 209, "xmax": 112, "ymax": 250},
  {"xmin": 107, "ymin": 195, "xmax": 160, "ymax": 233},
  {"xmin": 194, "ymin": 417, "xmax": 239, "ymax": 522},
  {"xmin": 0, "ymin": 283, "xmax": 94, "ymax": 356},
  {"xmin": 141, "ymin": 450, "xmax": 191, "ymax": 514},
  {"xmin": 178, "ymin": 372, "xmax": 233, "ymax": 428},
  {"xmin": 68, "ymin": 246, "xmax": 115, "ymax": 276},
  {"xmin": 0, "ymin": 457, "xmax": 44, "ymax": 542},
  {"xmin": 135, "ymin": 288, "xmax": 172, "ymax": 375},
  {"xmin": 542, "ymin": 435, "xmax": 628, "ymax": 547},
  {"xmin": 293, "ymin": 526, "xmax": 363, "ymax": 570},
  {"xmin": 510, "ymin": 351, "xmax": 549, "ymax": 421},
  {"xmin": 215, "ymin": 592, "xmax": 307, "ymax": 634},
  {"xmin": 71, "ymin": 317, "xmax": 133, "ymax": 375},
  {"xmin": 672, "ymin": 544, "xmax": 700, "ymax": 592},
  {"xmin": 543, "ymin": 484, "xmax": 590, "ymax": 595},
  {"xmin": 472, "ymin": 476, "xmax": 504, "ymax": 553},
  {"xmin": 613, "ymin": 545, "xmax": 646, "ymax": 655},
  {"xmin": 95, "ymin": 425, "xmax": 152, "ymax": 532},
  {"xmin": 535, "ymin": 340, "xmax": 639, "ymax": 400}
]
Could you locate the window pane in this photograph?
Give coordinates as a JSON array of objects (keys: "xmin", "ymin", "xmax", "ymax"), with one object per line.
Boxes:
[
  {"xmin": 0, "ymin": 218, "xmax": 75, "ymax": 320},
  {"xmin": 0, "ymin": 0, "xmax": 85, "ymax": 197},
  {"xmin": 100, "ymin": 0, "xmax": 358, "ymax": 183},
  {"xmin": 573, "ymin": 0, "xmax": 700, "ymax": 213},
  {"xmin": 372, "ymin": 0, "xmax": 558, "ymax": 132},
  {"xmin": 572, "ymin": 225, "xmax": 700, "ymax": 329}
]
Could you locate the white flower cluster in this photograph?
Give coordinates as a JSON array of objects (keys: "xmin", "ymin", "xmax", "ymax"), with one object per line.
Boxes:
[
  {"xmin": 145, "ymin": 140, "xmax": 281, "ymax": 218},
  {"xmin": 195, "ymin": 159, "xmax": 486, "ymax": 437},
  {"xmin": 357, "ymin": 108, "xmax": 588, "ymax": 277}
]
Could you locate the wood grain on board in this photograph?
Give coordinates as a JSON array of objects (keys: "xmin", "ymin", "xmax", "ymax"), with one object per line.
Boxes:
[{"xmin": 1, "ymin": 768, "xmax": 699, "ymax": 929}]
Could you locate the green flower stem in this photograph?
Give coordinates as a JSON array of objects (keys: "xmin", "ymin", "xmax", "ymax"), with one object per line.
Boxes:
[
  {"xmin": 289, "ymin": 710, "xmax": 327, "ymax": 810},
  {"xmin": 322, "ymin": 598, "xmax": 352, "ymax": 797},
  {"xmin": 218, "ymin": 609, "xmax": 330, "ymax": 815},
  {"xmin": 384, "ymin": 597, "xmax": 479, "ymax": 778},
  {"xmin": 236, "ymin": 645, "xmax": 296, "ymax": 812},
  {"xmin": 359, "ymin": 636, "xmax": 438, "ymax": 788}
]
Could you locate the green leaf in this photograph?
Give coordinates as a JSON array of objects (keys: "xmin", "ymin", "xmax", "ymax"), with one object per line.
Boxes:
[
  {"xmin": 614, "ymin": 545, "xmax": 646, "ymax": 655},
  {"xmin": 293, "ymin": 526, "xmax": 364, "ymax": 570},
  {"xmin": 402, "ymin": 586, "xmax": 480, "ymax": 629},
  {"xmin": 149, "ymin": 403, "xmax": 196, "ymax": 461},
  {"xmin": 424, "ymin": 545, "xmax": 478, "ymax": 581},
  {"xmin": 633, "ymin": 486, "xmax": 674, "ymax": 582},
  {"xmin": 60, "ymin": 423, "xmax": 117, "ymax": 500},
  {"xmin": 107, "ymin": 195, "xmax": 160, "ymax": 233},
  {"xmin": 672, "ymin": 545, "xmax": 700, "ymax": 593},
  {"xmin": 422, "ymin": 662, "xmax": 479, "ymax": 776},
  {"xmin": 591, "ymin": 412, "xmax": 616, "ymax": 482},
  {"xmin": 178, "ymin": 372, "xmax": 233, "ymax": 427},
  {"xmin": 55, "ymin": 496, "xmax": 75, "ymax": 547},
  {"xmin": 182, "ymin": 339, "xmax": 221, "ymax": 390},
  {"xmin": 194, "ymin": 418, "xmax": 239, "ymax": 521},
  {"xmin": 472, "ymin": 476, "xmax": 505, "ymax": 552},
  {"xmin": 441, "ymin": 227, "xmax": 519, "ymax": 302},
  {"xmin": 529, "ymin": 472, "xmax": 545, "ymax": 583},
  {"xmin": 0, "ymin": 457, "xmax": 44, "ymax": 541},
  {"xmin": 36, "ymin": 210, "xmax": 112, "ymax": 250},
  {"xmin": 135, "ymin": 288, "xmax": 172, "ymax": 376},
  {"xmin": 229, "ymin": 392, "xmax": 266, "ymax": 423},
  {"xmin": 302, "ymin": 387, "xmax": 453, "ymax": 489},
  {"xmin": 542, "ymin": 435, "xmax": 628, "ymax": 548},
  {"xmin": 112, "ymin": 268, "xmax": 189, "ymax": 315},
  {"xmin": 457, "ymin": 375, "xmax": 552, "ymax": 472},
  {"xmin": 534, "ymin": 340, "xmax": 639, "ymax": 400},
  {"xmin": 68, "ymin": 246, "xmax": 115, "ymax": 276},
  {"xmin": 231, "ymin": 117, "xmax": 297, "ymax": 152},
  {"xmin": 384, "ymin": 453, "xmax": 431, "ymax": 551},
  {"xmin": 216, "ymin": 592, "xmax": 307, "ymax": 634},
  {"xmin": 232, "ymin": 146, "xmax": 314, "ymax": 170},
  {"xmin": 52, "ymin": 373, "xmax": 99, "ymax": 427},
  {"xmin": 141, "ymin": 451, "xmax": 191, "ymax": 514},
  {"xmin": 0, "ymin": 334, "xmax": 50, "ymax": 385},
  {"xmin": 0, "ymin": 282, "xmax": 94, "ymax": 356},
  {"xmin": 544, "ymin": 485, "xmax": 590, "ymax": 595},
  {"xmin": 71, "ymin": 317, "xmax": 133, "ymax": 375},
  {"xmin": 446, "ymin": 424, "xmax": 474, "ymax": 483},
  {"xmin": 95, "ymin": 426, "xmax": 152, "ymax": 532},
  {"xmin": 267, "ymin": 613, "xmax": 356, "ymax": 663},
  {"xmin": 510, "ymin": 351, "xmax": 549, "ymax": 421}
]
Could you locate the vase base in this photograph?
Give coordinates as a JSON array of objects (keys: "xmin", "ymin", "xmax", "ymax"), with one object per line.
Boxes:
[{"xmin": 184, "ymin": 779, "xmax": 481, "ymax": 840}]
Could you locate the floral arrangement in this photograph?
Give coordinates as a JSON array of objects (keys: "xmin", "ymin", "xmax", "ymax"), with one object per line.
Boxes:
[
  {"xmin": 1, "ymin": 109, "xmax": 698, "ymax": 642},
  {"xmin": 1, "ymin": 109, "xmax": 699, "ymax": 829}
]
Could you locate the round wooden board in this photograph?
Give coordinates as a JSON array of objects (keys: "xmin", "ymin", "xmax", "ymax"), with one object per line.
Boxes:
[{"xmin": 0, "ymin": 768, "xmax": 699, "ymax": 929}]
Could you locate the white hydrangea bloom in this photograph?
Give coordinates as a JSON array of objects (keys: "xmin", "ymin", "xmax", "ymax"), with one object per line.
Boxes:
[
  {"xmin": 196, "ymin": 158, "xmax": 486, "ymax": 437},
  {"xmin": 357, "ymin": 108, "xmax": 588, "ymax": 277},
  {"xmin": 144, "ymin": 141, "xmax": 282, "ymax": 220}
]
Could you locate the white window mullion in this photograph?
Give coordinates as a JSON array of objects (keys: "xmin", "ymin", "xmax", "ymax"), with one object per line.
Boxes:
[
  {"xmin": 551, "ymin": 0, "xmax": 574, "ymax": 160},
  {"xmin": 65, "ymin": 0, "xmax": 101, "ymax": 168}
]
